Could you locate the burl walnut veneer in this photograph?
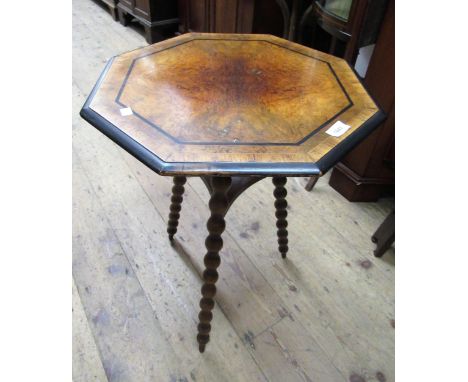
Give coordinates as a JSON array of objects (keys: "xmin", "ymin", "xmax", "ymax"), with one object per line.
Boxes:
[{"xmin": 80, "ymin": 33, "xmax": 384, "ymax": 352}]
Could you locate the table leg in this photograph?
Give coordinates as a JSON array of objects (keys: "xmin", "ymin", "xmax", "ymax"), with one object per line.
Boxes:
[
  {"xmin": 273, "ymin": 177, "xmax": 288, "ymax": 258},
  {"xmin": 197, "ymin": 176, "xmax": 232, "ymax": 353},
  {"xmin": 167, "ymin": 176, "xmax": 186, "ymax": 241},
  {"xmin": 305, "ymin": 175, "xmax": 319, "ymax": 191},
  {"xmin": 371, "ymin": 210, "xmax": 395, "ymax": 258},
  {"xmin": 145, "ymin": 26, "xmax": 164, "ymax": 44}
]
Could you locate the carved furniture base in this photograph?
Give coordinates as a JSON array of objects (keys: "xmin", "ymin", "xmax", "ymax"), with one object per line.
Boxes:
[{"xmin": 329, "ymin": 162, "xmax": 394, "ymax": 202}]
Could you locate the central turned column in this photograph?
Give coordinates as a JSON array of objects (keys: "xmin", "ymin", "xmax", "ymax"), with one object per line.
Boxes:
[{"xmin": 197, "ymin": 176, "xmax": 231, "ymax": 353}]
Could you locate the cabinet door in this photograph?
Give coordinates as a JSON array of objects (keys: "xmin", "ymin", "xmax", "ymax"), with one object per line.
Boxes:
[
  {"xmin": 119, "ymin": 0, "xmax": 134, "ymax": 10},
  {"xmin": 134, "ymin": 0, "xmax": 150, "ymax": 20},
  {"xmin": 177, "ymin": 0, "xmax": 253, "ymax": 33},
  {"xmin": 183, "ymin": 0, "xmax": 212, "ymax": 31}
]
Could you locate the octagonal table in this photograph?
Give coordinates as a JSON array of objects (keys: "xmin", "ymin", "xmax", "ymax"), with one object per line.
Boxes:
[{"xmin": 80, "ymin": 33, "xmax": 384, "ymax": 353}]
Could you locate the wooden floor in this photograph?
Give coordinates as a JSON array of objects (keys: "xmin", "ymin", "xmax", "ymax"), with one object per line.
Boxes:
[{"xmin": 72, "ymin": 1, "xmax": 395, "ymax": 381}]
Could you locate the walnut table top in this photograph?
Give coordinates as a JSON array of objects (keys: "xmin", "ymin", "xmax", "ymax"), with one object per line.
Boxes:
[{"xmin": 80, "ymin": 33, "xmax": 383, "ymax": 177}]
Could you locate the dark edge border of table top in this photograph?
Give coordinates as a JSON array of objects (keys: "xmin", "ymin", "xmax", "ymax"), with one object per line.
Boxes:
[
  {"xmin": 316, "ymin": 110, "xmax": 385, "ymax": 173},
  {"xmin": 80, "ymin": 57, "xmax": 385, "ymax": 177},
  {"xmin": 314, "ymin": 61, "xmax": 387, "ymax": 173}
]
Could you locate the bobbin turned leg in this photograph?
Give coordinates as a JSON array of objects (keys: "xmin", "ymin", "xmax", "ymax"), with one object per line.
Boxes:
[
  {"xmin": 167, "ymin": 176, "xmax": 186, "ymax": 241},
  {"xmin": 197, "ymin": 176, "xmax": 231, "ymax": 353},
  {"xmin": 273, "ymin": 177, "xmax": 288, "ymax": 258}
]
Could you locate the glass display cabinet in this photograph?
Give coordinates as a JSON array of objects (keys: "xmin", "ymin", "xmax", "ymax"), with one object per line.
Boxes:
[
  {"xmin": 299, "ymin": 0, "xmax": 388, "ymax": 63},
  {"xmin": 320, "ymin": 0, "xmax": 353, "ymax": 20}
]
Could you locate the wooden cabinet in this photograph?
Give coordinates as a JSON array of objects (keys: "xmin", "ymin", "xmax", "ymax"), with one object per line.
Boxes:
[
  {"xmin": 177, "ymin": 0, "xmax": 294, "ymax": 39},
  {"xmin": 328, "ymin": 0, "xmax": 394, "ymax": 201},
  {"xmin": 117, "ymin": 0, "xmax": 178, "ymax": 44}
]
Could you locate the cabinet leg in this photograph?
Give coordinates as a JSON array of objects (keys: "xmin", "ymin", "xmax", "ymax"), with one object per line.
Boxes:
[
  {"xmin": 372, "ymin": 210, "xmax": 395, "ymax": 257},
  {"xmin": 273, "ymin": 177, "xmax": 288, "ymax": 259},
  {"xmin": 167, "ymin": 176, "xmax": 186, "ymax": 242},
  {"xmin": 196, "ymin": 177, "xmax": 231, "ymax": 353},
  {"xmin": 109, "ymin": 6, "xmax": 118, "ymax": 22},
  {"xmin": 118, "ymin": 8, "xmax": 129, "ymax": 26},
  {"xmin": 144, "ymin": 26, "xmax": 164, "ymax": 44}
]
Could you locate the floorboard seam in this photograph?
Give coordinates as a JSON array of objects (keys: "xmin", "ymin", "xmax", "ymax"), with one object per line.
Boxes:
[
  {"xmin": 72, "ymin": 275, "xmax": 111, "ymax": 382},
  {"xmin": 73, "ymin": 148, "xmax": 182, "ymax": 361}
]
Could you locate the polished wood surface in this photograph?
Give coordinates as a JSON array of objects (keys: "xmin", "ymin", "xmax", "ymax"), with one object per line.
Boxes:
[{"xmin": 81, "ymin": 32, "xmax": 382, "ymax": 176}]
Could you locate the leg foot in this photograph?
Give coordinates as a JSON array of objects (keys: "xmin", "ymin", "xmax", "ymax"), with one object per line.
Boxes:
[
  {"xmin": 305, "ymin": 176, "xmax": 319, "ymax": 191},
  {"xmin": 197, "ymin": 177, "xmax": 231, "ymax": 353},
  {"xmin": 273, "ymin": 177, "xmax": 288, "ymax": 259},
  {"xmin": 167, "ymin": 176, "xmax": 186, "ymax": 241}
]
